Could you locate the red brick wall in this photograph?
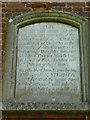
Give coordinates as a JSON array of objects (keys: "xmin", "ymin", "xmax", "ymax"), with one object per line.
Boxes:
[
  {"xmin": 2, "ymin": 113, "xmax": 89, "ymax": 120},
  {"xmin": 1, "ymin": 0, "xmax": 90, "ymax": 2},
  {"xmin": 1, "ymin": 1, "xmax": 90, "ymax": 120}
]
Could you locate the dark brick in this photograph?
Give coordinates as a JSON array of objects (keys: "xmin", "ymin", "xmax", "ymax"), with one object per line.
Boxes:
[
  {"xmin": 6, "ymin": 3, "xmax": 25, "ymax": 8},
  {"xmin": 11, "ymin": 8, "xmax": 24, "ymax": 12},
  {"xmin": 0, "ymin": 17, "xmax": 2, "ymax": 22},
  {"xmin": 45, "ymin": 3, "xmax": 52, "ymax": 10},
  {"xmin": 1, "ymin": 3, "xmax": 5, "ymax": 8},
  {"xmin": 56, "ymin": 114, "xmax": 67, "ymax": 119},
  {"xmin": 0, "ymin": 33, "xmax": 4, "ymax": 39},
  {"xmin": 33, "ymin": 7, "xmax": 50, "ymax": 11},
  {"xmin": 2, "ymin": 23, "xmax": 6, "ymax": 28},
  {"xmin": 45, "ymin": 3, "xmax": 52, "ymax": 8},
  {"xmin": 19, "ymin": 114, "xmax": 30, "ymax": 120},
  {"xmin": 31, "ymin": 115, "xmax": 43, "ymax": 120},
  {"xmin": 0, "ymin": 40, "xmax": 2, "ymax": 45},
  {"xmin": 5, "ymin": 13, "xmax": 12, "ymax": 18},
  {"xmin": 73, "ymin": 7, "xmax": 82, "ymax": 12},
  {"xmin": 2, "ymin": 8, "xmax": 12, "ymax": 12},
  {"xmin": 8, "ymin": 114, "xmax": 18, "ymax": 120},
  {"xmin": 88, "ymin": 115, "xmax": 90, "ymax": 120},
  {"xmin": 2, "ymin": 13, "xmax": 5, "ymax": 18},
  {"xmin": 69, "ymin": 116, "xmax": 86, "ymax": 120},
  {"xmin": 44, "ymin": 114, "xmax": 57, "ymax": 120},
  {"xmin": 0, "ymin": 63, "xmax": 2, "ymax": 70},
  {"xmin": 69, "ymin": 118, "xmax": 86, "ymax": 120},
  {"xmin": 0, "ymin": 55, "xmax": 2, "ymax": 61},
  {"xmin": 22, "ymin": 8, "xmax": 32, "ymax": 13},
  {"xmin": 51, "ymin": 3, "xmax": 65, "ymax": 7},
  {"xmin": 67, "ymin": 2, "xmax": 85, "ymax": 7},
  {"xmin": 86, "ymin": 2, "xmax": 90, "ymax": 6},
  {"xmin": 2, "ymin": 18, "xmax": 9, "ymax": 23},
  {"xmin": 26, "ymin": 3, "xmax": 46, "ymax": 9},
  {"xmin": 0, "ymin": 28, "xmax": 5, "ymax": 33},
  {"xmin": 84, "ymin": 7, "xmax": 90, "ymax": 11}
]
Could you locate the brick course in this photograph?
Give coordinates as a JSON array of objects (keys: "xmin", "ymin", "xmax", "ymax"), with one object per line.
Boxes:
[{"xmin": 2, "ymin": 113, "xmax": 89, "ymax": 120}]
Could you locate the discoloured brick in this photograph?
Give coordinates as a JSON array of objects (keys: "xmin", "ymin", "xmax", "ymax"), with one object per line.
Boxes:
[
  {"xmin": 26, "ymin": 3, "xmax": 46, "ymax": 8},
  {"xmin": 6, "ymin": 3, "xmax": 25, "ymax": 8},
  {"xmin": 18, "ymin": 114, "xmax": 30, "ymax": 120},
  {"xmin": 2, "ymin": 8, "xmax": 12, "ymax": 12},
  {"xmin": 0, "ymin": 28, "xmax": 5, "ymax": 33},
  {"xmin": 44, "ymin": 114, "xmax": 56, "ymax": 120},
  {"xmin": 51, "ymin": 3, "xmax": 66, "ymax": 7},
  {"xmin": 2, "ymin": 4, "xmax": 6, "ymax": 8},
  {"xmin": 11, "ymin": 8, "xmax": 24, "ymax": 12},
  {"xmin": 84, "ymin": 7, "xmax": 90, "ymax": 11},
  {"xmin": 4, "ymin": 12, "xmax": 13, "ymax": 18},
  {"xmin": 56, "ymin": 114, "xmax": 68, "ymax": 119},
  {"xmin": 73, "ymin": 7, "xmax": 83, "ymax": 12},
  {"xmin": 67, "ymin": 2, "xmax": 85, "ymax": 7},
  {"xmin": 68, "ymin": 115, "xmax": 86, "ymax": 120},
  {"xmin": 86, "ymin": 2, "xmax": 90, "ymax": 6},
  {"xmin": 8, "ymin": 114, "xmax": 18, "ymax": 120}
]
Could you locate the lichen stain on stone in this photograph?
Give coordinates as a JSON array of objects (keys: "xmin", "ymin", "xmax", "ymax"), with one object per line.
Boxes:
[
  {"xmin": 48, "ymin": 89, "xmax": 54, "ymax": 97},
  {"xmin": 31, "ymin": 75, "xmax": 34, "ymax": 81}
]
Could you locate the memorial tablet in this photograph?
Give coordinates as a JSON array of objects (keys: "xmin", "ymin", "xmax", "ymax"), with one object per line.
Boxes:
[
  {"xmin": 16, "ymin": 22, "xmax": 81, "ymax": 103},
  {"xmin": 3, "ymin": 11, "xmax": 88, "ymax": 110}
]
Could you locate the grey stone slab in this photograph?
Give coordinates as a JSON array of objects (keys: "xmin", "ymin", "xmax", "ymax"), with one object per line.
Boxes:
[{"xmin": 16, "ymin": 22, "xmax": 81, "ymax": 103}]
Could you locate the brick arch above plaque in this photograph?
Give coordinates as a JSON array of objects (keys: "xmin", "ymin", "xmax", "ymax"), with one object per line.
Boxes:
[{"xmin": 3, "ymin": 11, "xmax": 88, "ymax": 110}]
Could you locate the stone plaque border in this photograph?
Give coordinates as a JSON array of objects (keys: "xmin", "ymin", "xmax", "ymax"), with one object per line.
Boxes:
[{"xmin": 3, "ymin": 11, "xmax": 88, "ymax": 110}]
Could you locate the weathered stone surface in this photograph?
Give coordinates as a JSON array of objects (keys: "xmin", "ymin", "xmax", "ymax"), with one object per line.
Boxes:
[{"xmin": 16, "ymin": 22, "xmax": 81, "ymax": 103}]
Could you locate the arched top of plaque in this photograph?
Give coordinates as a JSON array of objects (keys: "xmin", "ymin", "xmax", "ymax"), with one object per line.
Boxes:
[
  {"xmin": 3, "ymin": 11, "xmax": 88, "ymax": 111},
  {"xmin": 10, "ymin": 11, "xmax": 88, "ymax": 28}
]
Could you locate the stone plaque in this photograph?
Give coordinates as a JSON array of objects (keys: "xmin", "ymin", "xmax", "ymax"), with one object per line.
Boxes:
[{"xmin": 15, "ymin": 22, "xmax": 81, "ymax": 103}]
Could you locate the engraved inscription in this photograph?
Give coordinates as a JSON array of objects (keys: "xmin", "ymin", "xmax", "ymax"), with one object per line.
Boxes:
[{"xmin": 16, "ymin": 23, "xmax": 81, "ymax": 103}]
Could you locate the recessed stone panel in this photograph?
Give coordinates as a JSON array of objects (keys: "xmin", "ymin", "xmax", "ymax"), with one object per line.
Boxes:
[{"xmin": 15, "ymin": 22, "xmax": 81, "ymax": 103}]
